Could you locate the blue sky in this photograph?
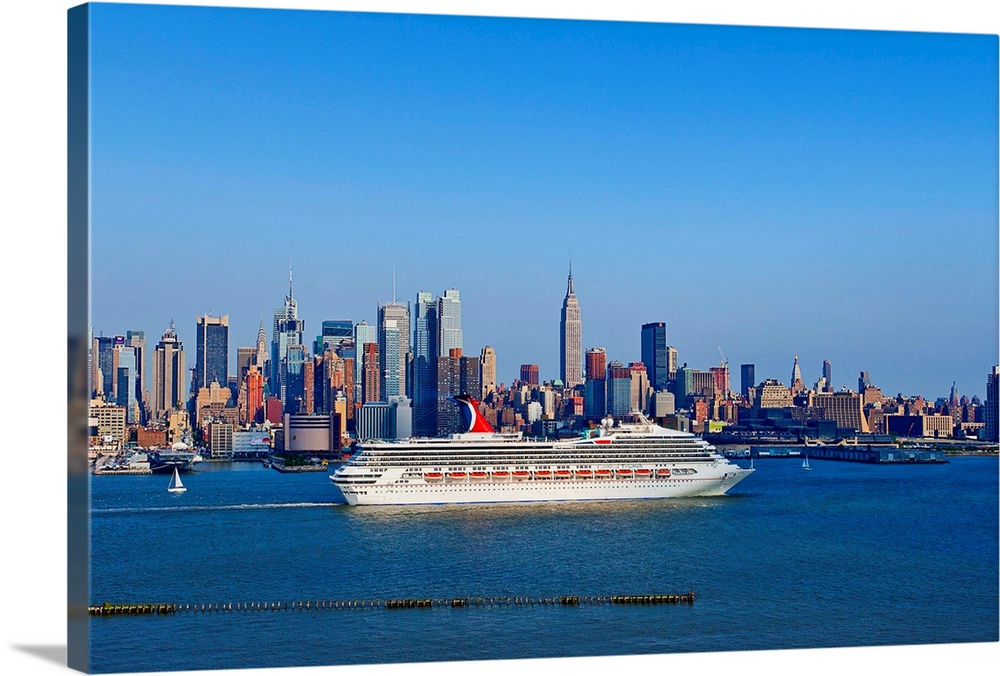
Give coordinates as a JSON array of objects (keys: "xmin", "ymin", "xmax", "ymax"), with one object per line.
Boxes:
[{"xmin": 88, "ymin": 3, "xmax": 998, "ymax": 399}]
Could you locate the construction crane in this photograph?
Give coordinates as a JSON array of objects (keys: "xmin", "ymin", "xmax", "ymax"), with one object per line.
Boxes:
[{"xmin": 717, "ymin": 346, "xmax": 728, "ymax": 368}]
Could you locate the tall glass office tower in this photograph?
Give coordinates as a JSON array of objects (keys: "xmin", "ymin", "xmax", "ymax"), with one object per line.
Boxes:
[
  {"xmin": 412, "ymin": 292, "xmax": 439, "ymax": 437},
  {"xmin": 641, "ymin": 322, "xmax": 668, "ymax": 391},
  {"xmin": 194, "ymin": 314, "xmax": 229, "ymax": 392}
]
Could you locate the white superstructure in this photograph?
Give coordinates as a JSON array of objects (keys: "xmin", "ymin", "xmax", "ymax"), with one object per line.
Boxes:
[{"xmin": 330, "ymin": 396, "xmax": 753, "ymax": 506}]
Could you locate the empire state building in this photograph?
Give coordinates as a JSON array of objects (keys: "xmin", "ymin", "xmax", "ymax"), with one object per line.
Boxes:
[{"xmin": 560, "ymin": 264, "xmax": 582, "ymax": 389}]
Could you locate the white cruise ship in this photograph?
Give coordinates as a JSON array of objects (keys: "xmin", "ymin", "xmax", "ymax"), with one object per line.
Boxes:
[{"xmin": 330, "ymin": 395, "xmax": 754, "ymax": 506}]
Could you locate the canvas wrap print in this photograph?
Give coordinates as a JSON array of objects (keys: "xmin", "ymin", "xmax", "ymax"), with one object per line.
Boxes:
[{"xmin": 68, "ymin": 2, "xmax": 1000, "ymax": 673}]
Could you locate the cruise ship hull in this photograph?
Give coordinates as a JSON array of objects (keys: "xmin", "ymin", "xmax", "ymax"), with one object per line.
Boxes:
[
  {"xmin": 333, "ymin": 465, "xmax": 753, "ymax": 506},
  {"xmin": 331, "ymin": 398, "xmax": 755, "ymax": 507}
]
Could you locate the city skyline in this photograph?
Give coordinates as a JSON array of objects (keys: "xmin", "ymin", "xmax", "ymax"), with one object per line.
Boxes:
[
  {"xmin": 91, "ymin": 266, "xmax": 994, "ymax": 402},
  {"xmin": 87, "ymin": 4, "xmax": 997, "ymax": 402}
]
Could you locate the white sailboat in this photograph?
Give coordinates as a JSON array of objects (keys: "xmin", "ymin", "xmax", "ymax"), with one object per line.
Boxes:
[
  {"xmin": 802, "ymin": 455, "xmax": 812, "ymax": 471},
  {"xmin": 167, "ymin": 466, "xmax": 187, "ymax": 493}
]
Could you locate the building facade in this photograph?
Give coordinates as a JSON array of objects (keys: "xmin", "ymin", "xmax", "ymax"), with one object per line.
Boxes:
[
  {"xmin": 353, "ymin": 321, "xmax": 376, "ymax": 405},
  {"xmin": 606, "ymin": 361, "xmax": 632, "ymax": 417},
  {"xmin": 378, "ymin": 301, "xmax": 410, "ymax": 399},
  {"xmin": 985, "ymin": 366, "xmax": 999, "ymax": 442},
  {"xmin": 194, "ymin": 314, "xmax": 229, "ymax": 394},
  {"xmin": 272, "ymin": 271, "xmax": 305, "ymax": 411},
  {"xmin": 91, "ymin": 335, "xmax": 116, "ymax": 400},
  {"xmin": 640, "ymin": 322, "xmax": 668, "ymax": 391},
  {"xmin": 812, "ymin": 391, "xmax": 870, "ymax": 433},
  {"xmin": 480, "ymin": 345, "xmax": 497, "ymax": 399},
  {"xmin": 740, "ymin": 364, "xmax": 755, "ymax": 401},
  {"xmin": 559, "ymin": 266, "xmax": 582, "ymax": 389},
  {"xmin": 520, "ymin": 364, "xmax": 539, "ymax": 386},
  {"xmin": 412, "ymin": 291, "xmax": 439, "ymax": 437},
  {"xmin": 151, "ymin": 322, "xmax": 185, "ymax": 421}
]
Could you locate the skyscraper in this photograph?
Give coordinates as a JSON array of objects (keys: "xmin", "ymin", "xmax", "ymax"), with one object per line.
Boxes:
[
  {"xmin": 479, "ymin": 346, "xmax": 497, "ymax": 399},
  {"xmin": 244, "ymin": 364, "xmax": 264, "ymax": 424},
  {"xmin": 114, "ymin": 345, "xmax": 138, "ymax": 423},
  {"xmin": 985, "ymin": 366, "xmax": 999, "ymax": 442},
  {"xmin": 284, "ymin": 344, "xmax": 307, "ymax": 413},
  {"xmin": 252, "ymin": 320, "xmax": 268, "ymax": 390},
  {"xmin": 709, "ymin": 364, "xmax": 730, "ymax": 397},
  {"xmin": 126, "ymin": 330, "xmax": 147, "ymax": 421},
  {"xmin": 740, "ymin": 364, "xmax": 755, "ymax": 400},
  {"xmin": 354, "ymin": 321, "xmax": 377, "ymax": 405},
  {"xmin": 92, "ymin": 335, "xmax": 115, "ymax": 399},
  {"xmin": 666, "ymin": 346, "xmax": 679, "ymax": 380},
  {"xmin": 436, "ymin": 348, "xmax": 480, "ymax": 435},
  {"xmin": 378, "ymin": 301, "xmax": 410, "ymax": 399},
  {"xmin": 151, "ymin": 322, "xmax": 185, "ymax": 420},
  {"xmin": 520, "ymin": 364, "xmax": 540, "ymax": 386},
  {"xmin": 362, "ymin": 342, "xmax": 380, "ymax": 404},
  {"xmin": 640, "ymin": 322, "xmax": 668, "ymax": 391},
  {"xmin": 629, "ymin": 362, "xmax": 650, "ymax": 413},
  {"xmin": 606, "ymin": 361, "xmax": 632, "ymax": 417},
  {"xmin": 584, "ymin": 348, "xmax": 607, "ymax": 420},
  {"xmin": 194, "ymin": 314, "xmax": 229, "ymax": 392},
  {"xmin": 560, "ymin": 264, "xmax": 582, "ymax": 389},
  {"xmin": 272, "ymin": 270, "xmax": 305, "ymax": 410},
  {"xmin": 314, "ymin": 320, "xmax": 354, "ymax": 357},
  {"xmin": 438, "ymin": 289, "xmax": 462, "ymax": 356},
  {"xmin": 236, "ymin": 347, "xmax": 255, "ymax": 386},
  {"xmin": 412, "ymin": 291, "xmax": 439, "ymax": 437},
  {"xmin": 110, "ymin": 335, "xmax": 126, "ymax": 400},
  {"xmin": 790, "ymin": 354, "xmax": 805, "ymax": 393},
  {"xmin": 823, "ymin": 359, "xmax": 832, "ymax": 392}
]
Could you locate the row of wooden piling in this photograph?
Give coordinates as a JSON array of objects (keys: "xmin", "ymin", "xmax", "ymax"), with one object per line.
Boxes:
[{"xmin": 89, "ymin": 593, "xmax": 694, "ymax": 616}]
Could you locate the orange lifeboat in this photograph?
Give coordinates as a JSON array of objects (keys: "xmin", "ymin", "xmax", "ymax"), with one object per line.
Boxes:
[
  {"xmin": 554, "ymin": 470, "xmax": 572, "ymax": 479},
  {"xmin": 491, "ymin": 470, "xmax": 510, "ymax": 480},
  {"xmin": 447, "ymin": 471, "xmax": 467, "ymax": 481},
  {"xmin": 594, "ymin": 469, "xmax": 612, "ymax": 478},
  {"xmin": 512, "ymin": 470, "xmax": 530, "ymax": 480},
  {"xmin": 469, "ymin": 471, "xmax": 488, "ymax": 480},
  {"xmin": 424, "ymin": 472, "xmax": 443, "ymax": 482},
  {"xmin": 616, "ymin": 468, "xmax": 634, "ymax": 477},
  {"xmin": 533, "ymin": 469, "xmax": 552, "ymax": 479},
  {"xmin": 635, "ymin": 468, "xmax": 652, "ymax": 477},
  {"xmin": 656, "ymin": 468, "xmax": 671, "ymax": 478},
  {"xmin": 574, "ymin": 469, "xmax": 593, "ymax": 478}
]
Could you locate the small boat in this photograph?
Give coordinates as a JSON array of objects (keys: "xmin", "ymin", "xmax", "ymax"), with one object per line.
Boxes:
[
  {"xmin": 446, "ymin": 472, "xmax": 467, "ymax": 481},
  {"xmin": 554, "ymin": 470, "xmax": 572, "ymax": 478},
  {"xmin": 656, "ymin": 468, "xmax": 672, "ymax": 478},
  {"xmin": 469, "ymin": 471, "xmax": 488, "ymax": 480},
  {"xmin": 167, "ymin": 466, "xmax": 187, "ymax": 493},
  {"xmin": 512, "ymin": 470, "xmax": 530, "ymax": 480},
  {"xmin": 533, "ymin": 470, "xmax": 552, "ymax": 478},
  {"xmin": 634, "ymin": 468, "xmax": 652, "ymax": 477},
  {"xmin": 802, "ymin": 456, "xmax": 812, "ymax": 471},
  {"xmin": 491, "ymin": 471, "xmax": 510, "ymax": 479},
  {"xmin": 574, "ymin": 469, "xmax": 593, "ymax": 477},
  {"xmin": 594, "ymin": 469, "xmax": 612, "ymax": 478},
  {"xmin": 424, "ymin": 472, "xmax": 443, "ymax": 482},
  {"xmin": 616, "ymin": 468, "xmax": 634, "ymax": 477}
]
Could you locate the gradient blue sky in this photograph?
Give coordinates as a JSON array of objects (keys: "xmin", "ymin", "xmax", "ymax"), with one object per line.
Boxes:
[{"xmin": 88, "ymin": 2, "xmax": 998, "ymax": 398}]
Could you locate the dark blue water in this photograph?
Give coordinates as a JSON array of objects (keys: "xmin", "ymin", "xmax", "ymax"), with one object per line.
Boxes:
[{"xmin": 88, "ymin": 458, "xmax": 999, "ymax": 673}]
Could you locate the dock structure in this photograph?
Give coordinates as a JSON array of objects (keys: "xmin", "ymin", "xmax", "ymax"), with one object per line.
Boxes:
[{"xmin": 89, "ymin": 593, "xmax": 695, "ymax": 616}]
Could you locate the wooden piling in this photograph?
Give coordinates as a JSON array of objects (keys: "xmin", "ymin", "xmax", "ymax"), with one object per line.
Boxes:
[{"xmin": 90, "ymin": 590, "xmax": 695, "ymax": 617}]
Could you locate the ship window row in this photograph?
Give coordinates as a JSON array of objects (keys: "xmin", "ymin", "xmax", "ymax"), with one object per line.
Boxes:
[
  {"xmin": 354, "ymin": 453, "xmax": 714, "ymax": 465},
  {"xmin": 360, "ymin": 449, "xmax": 713, "ymax": 460}
]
